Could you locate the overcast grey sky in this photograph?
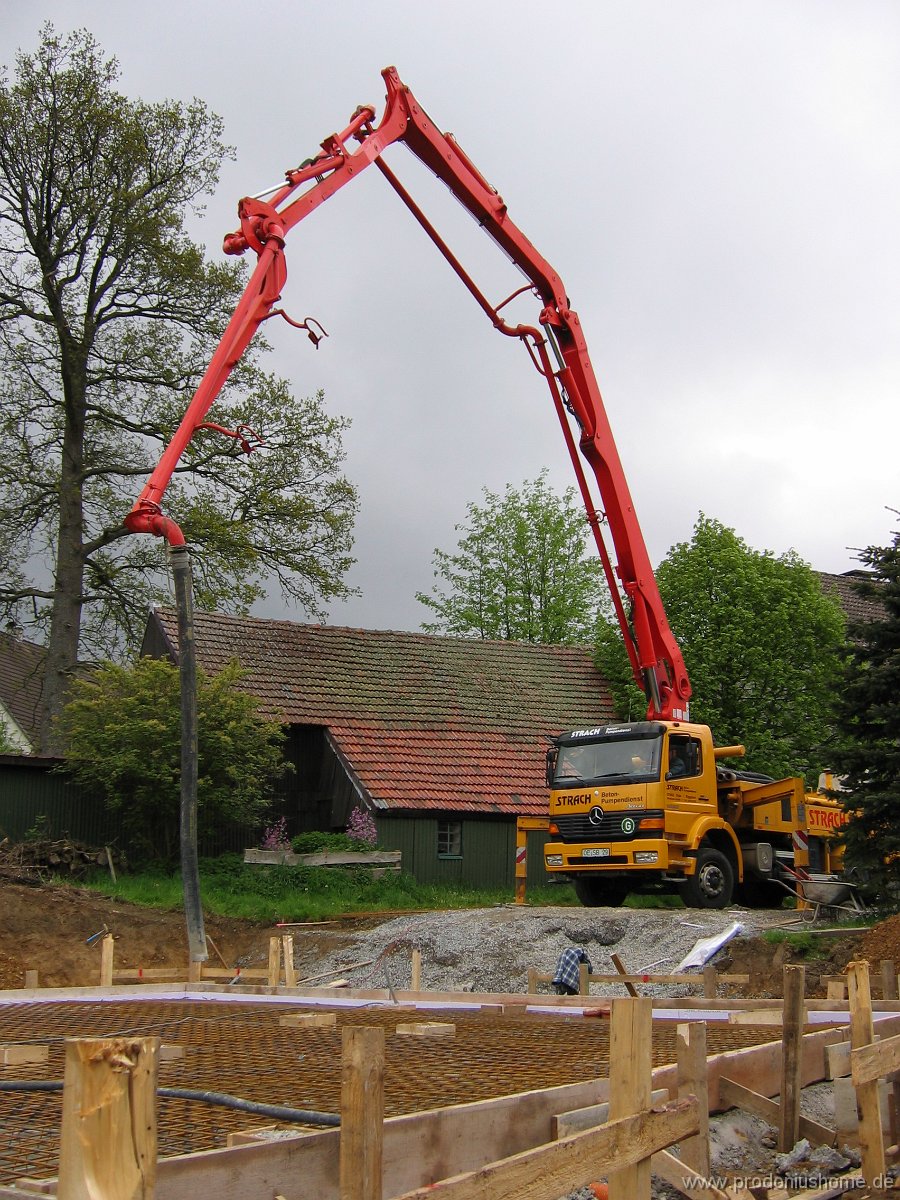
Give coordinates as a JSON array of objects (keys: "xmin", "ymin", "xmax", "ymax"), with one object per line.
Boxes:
[{"xmin": 5, "ymin": 2, "xmax": 898, "ymax": 632}]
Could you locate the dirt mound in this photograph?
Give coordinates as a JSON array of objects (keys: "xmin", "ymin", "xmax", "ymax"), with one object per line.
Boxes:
[
  {"xmin": 0, "ymin": 877, "xmax": 269, "ymax": 988},
  {"xmin": 859, "ymin": 912, "xmax": 900, "ymax": 967}
]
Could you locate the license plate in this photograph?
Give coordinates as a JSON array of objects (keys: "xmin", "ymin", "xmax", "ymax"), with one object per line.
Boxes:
[{"xmin": 582, "ymin": 848, "xmax": 610, "ymax": 858}]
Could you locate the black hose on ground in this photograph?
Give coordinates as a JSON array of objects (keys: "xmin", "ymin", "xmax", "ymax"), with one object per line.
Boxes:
[
  {"xmin": 0, "ymin": 1079, "xmax": 340, "ymax": 1126},
  {"xmin": 170, "ymin": 543, "xmax": 207, "ymax": 967}
]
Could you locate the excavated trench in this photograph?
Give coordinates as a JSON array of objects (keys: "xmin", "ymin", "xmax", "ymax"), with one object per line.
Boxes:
[{"xmin": 0, "ymin": 996, "xmax": 782, "ymax": 1185}]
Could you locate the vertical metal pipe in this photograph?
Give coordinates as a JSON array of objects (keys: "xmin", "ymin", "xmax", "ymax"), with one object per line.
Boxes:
[{"xmin": 170, "ymin": 544, "xmax": 207, "ymax": 965}]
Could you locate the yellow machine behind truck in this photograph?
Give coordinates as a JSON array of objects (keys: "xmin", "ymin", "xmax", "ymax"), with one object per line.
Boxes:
[{"xmin": 543, "ymin": 720, "xmax": 846, "ymax": 909}]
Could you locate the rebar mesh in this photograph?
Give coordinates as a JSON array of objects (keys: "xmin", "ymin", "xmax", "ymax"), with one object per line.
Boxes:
[{"xmin": 0, "ymin": 998, "xmax": 780, "ymax": 1184}]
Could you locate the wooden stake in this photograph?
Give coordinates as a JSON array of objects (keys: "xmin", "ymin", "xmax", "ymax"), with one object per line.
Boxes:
[
  {"xmin": 267, "ymin": 935, "xmax": 280, "ymax": 987},
  {"xmin": 23, "ymin": 969, "xmax": 38, "ymax": 989},
  {"xmin": 608, "ymin": 997, "xmax": 652, "ymax": 1200},
  {"xmin": 702, "ymin": 964, "xmax": 717, "ymax": 999},
  {"xmin": 340, "ymin": 1025, "xmax": 385, "ymax": 1200},
  {"xmin": 99, "ymin": 934, "xmax": 114, "ymax": 988},
  {"xmin": 281, "ymin": 935, "xmax": 296, "ymax": 988},
  {"xmin": 57, "ymin": 1036, "xmax": 159, "ymax": 1200},
  {"xmin": 848, "ymin": 959, "xmax": 889, "ymax": 1195},
  {"xmin": 881, "ymin": 960, "xmax": 898, "ymax": 1002},
  {"xmin": 676, "ymin": 1021, "xmax": 709, "ymax": 1177},
  {"xmin": 187, "ymin": 959, "xmax": 202, "ymax": 983},
  {"xmin": 778, "ymin": 963, "xmax": 805, "ymax": 1152},
  {"xmin": 610, "ymin": 953, "xmax": 639, "ymax": 998},
  {"xmin": 411, "ymin": 948, "xmax": 422, "ymax": 992}
]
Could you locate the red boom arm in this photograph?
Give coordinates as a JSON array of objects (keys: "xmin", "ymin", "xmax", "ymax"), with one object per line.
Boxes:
[{"xmin": 126, "ymin": 66, "xmax": 691, "ymax": 721}]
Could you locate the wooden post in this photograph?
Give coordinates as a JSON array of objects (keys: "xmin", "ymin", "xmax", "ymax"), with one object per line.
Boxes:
[
  {"xmin": 24, "ymin": 969, "xmax": 38, "ymax": 989},
  {"xmin": 848, "ymin": 959, "xmax": 888, "ymax": 1195},
  {"xmin": 827, "ymin": 978, "xmax": 847, "ymax": 1002},
  {"xmin": 282, "ymin": 935, "xmax": 296, "ymax": 988},
  {"xmin": 608, "ymin": 997, "xmax": 652, "ymax": 1200},
  {"xmin": 57, "ymin": 1036, "xmax": 159, "ymax": 1200},
  {"xmin": 778, "ymin": 964, "xmax": 805, "ymax": 1151},
  {"xmin": 676, "ymin": 1021, "xmax": 709, "ymax": 1178},
  {"xmin": 267, "ymin": 936, "xmax": 281, "ymax": 987},
  {"xmin": 339, "ymin": 1025, "xmax": 385, "ymax": 1200},
  {"xmin": 187, "ymin": 959, "xmax": 202, "ymax": 983},
  {"xmin": 881, "ymin": 960, "xmax": 898, "ymax": 1002},
  {"xmin": 410, "ymin": 948, "xmax": 422, "ymax": 992},
  {"xmin": 702, "ymin": 964, "xmax": 717, "ymax": 999},
  {"xmin": 99, "ymin": 934, "xmax": 115, "ymax": 987},
  {"xmin": 514, "ymin": 818, "xmax": 527, "ymax": 905},
  {"xmin": 527, "ymin": 967, "xmax": 538, "ymax": 994},
  {"xmin": 579, "ymin": 961, "xmax": 589, "ymax": 996}
]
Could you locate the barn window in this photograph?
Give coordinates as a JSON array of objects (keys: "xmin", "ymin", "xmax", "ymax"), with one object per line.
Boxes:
[{"xmin": 437, "ymin": 820, "xmax": 462, "ymax": 858}]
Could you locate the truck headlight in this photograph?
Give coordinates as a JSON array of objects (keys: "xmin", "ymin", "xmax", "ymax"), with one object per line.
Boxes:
[
  {"xmin": 634, "ymin": 851, "xmax": 659, "ymax": 864},
  {"xmin": 545, "ymin": 854, "xmax": 563, "ymax": 866}
]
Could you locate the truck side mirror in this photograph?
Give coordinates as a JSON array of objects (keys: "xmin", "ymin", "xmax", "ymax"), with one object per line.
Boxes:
[{"xmin": 546, "ymin": 748, "xmax": 557, "ymax": 787}]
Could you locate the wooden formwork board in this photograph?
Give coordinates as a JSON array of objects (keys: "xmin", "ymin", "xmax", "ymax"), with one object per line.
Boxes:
[{"xmin": 0, "ymin": 991, "xmax": 872, "ymax": 1199}]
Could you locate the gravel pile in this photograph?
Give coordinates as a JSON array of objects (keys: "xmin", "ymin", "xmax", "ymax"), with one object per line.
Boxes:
[{"xmin": 289, "ymin": 904, "xmax": 803, "ymax": 995}]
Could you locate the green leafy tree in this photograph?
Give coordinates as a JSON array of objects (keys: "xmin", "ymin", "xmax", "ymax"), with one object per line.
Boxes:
[
  {"xmin": 58, "ymin": 657, "xmax": 288, "ymax": 860},
  {"xmin": 830, "ymin": 523, "xmax": 899, "ymax": 894},
  {"xmin": 416, "ymin": 471, "xmax": 604, "ymax": 643},
  {"xmin": 596, "ymin": 516, "xmax": 845, "ymax": 780},
  {"xmin": 0, "ymin": 27, "xmax": 358, "ymax": 750}
]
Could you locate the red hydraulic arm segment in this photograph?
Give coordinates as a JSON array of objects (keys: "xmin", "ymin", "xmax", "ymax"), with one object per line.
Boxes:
[{"xmin": 126, "ymin": 66, "xmax": 691, "ymax": 722}]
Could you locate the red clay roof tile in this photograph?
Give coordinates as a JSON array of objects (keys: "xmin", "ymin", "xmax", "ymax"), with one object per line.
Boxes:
[{"xmin": 146, "ymin": 609, "xmax": 615, "ymax": 816}]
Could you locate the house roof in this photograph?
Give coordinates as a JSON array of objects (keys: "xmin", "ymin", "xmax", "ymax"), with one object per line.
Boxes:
[
  {"xmin": 818, "ymin": 570, "xmax": 886, "ymax": 627},
  {"xmin": 0, "ymin": 633, "xmax": 47, "ymax": 750},
  {"xmin": 143, "ymin": 608, "xmax": 615, "ymax": 817}
]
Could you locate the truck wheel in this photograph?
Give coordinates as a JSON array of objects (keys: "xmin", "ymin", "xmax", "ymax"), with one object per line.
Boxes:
[
  {"xmin": 573, "ymin": 877, "xmax": 630, "ymax": 907},
  {"xmin": 679, "ymin": 848, "xmax": 734, "ymax": 909}
]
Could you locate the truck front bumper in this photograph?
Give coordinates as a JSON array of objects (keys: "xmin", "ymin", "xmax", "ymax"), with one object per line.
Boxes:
[{"xmin": 544, "ymin": 838, "xmax": 689, "ymax": 873}]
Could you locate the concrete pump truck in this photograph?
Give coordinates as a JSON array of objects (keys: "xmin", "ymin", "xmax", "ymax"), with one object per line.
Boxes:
[{"xmin": 125, "ymin": 67, "xmax": 846, "ymax": 912}]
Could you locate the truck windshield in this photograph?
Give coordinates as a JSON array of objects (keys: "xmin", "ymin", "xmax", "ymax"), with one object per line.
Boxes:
[{"xmin": 553, "ymin": 736, "xmax": 662, "ymax": 785}]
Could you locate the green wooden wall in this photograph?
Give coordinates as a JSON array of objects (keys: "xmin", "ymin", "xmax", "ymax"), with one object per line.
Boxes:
[{"xmin": 375, "ymin": 813, "xmax": 552, "ymax": 892}]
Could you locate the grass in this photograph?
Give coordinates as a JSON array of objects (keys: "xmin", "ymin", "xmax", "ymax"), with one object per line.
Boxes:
[
  {"xmin": 74, "ymin": 855, "xmax": 587, "ymax": 921},
  {"xmin": 73, "ymin": 857, "xmax": 698, "ymax": 921}
]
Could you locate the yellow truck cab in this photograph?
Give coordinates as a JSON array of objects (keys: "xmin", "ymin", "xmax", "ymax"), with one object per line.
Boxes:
[{"xmin": 543, "ymin": 720, "xmax": 845, "ymax": 909}]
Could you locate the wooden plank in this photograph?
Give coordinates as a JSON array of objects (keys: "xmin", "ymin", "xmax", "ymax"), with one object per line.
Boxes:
[
  {"xmin": 586, "ymin": 973, "xmax": 749, "ymax": 987},
  {"xmin": 395, "ymin": 1023, "xmax": 455, "ymax": 1038},
  {"xmin": 848, "ymin": 959, "xmax": 889, "ymax": 1193},
  {"xmin": 677, "ymin": 1021, "xmax": 710, "ymax": 1176},
  {"xmin": 718, "ymin": 1077, "xmax": 837, "ymax": 1147},
  {"xmin": 389, "ymin": 1097, "xmax": 698, "ymax": 1200},
  {"xmin": 280, "ymin": 1012, "xmax": 338, "ymax": 1029},
  {"xmin": 608, "ymin": 996, "xmax": 652, "ymax": 1200},
  {"xmin": 553, "ymin": 1089, "xmax": 669, "ymax": 1139},
  {"xmin": 0, "ymin": 1044, "xmax": 49, "ymax": 1066},
  {"xmin": 825, "ymin": 1040, "xmax": 851, "ymax": 1080},
  {"xmin": 651, "ymin": 1149, "xmax": 735, "ymax": 1200},
  {"xmin": 779, "ymin": 964, "xmax": 805, "ymax": 1151},
  {"xmin": 410, "ymin": 949, "xmax": 422, "ymax": 992},
  {"xmin": 340, "ymin": 1025, "xmax": 385, "ymax": 1200},
  {"xmin": 852, "ymin": 1030, "xmax": 900, "ymax": 1087},
  {"xmin": 728, "ymin": 1009, "xmax": 786, "ymax": 1025},
  {"xmin": 57, "ymin": 1035, "xmax": 159, "ymax": 1200}
]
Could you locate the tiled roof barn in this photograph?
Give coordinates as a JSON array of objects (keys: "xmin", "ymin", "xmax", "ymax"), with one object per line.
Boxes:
[{"xmin": 142, "ymin": 607, "xmax": 614, "ymax": 819}]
